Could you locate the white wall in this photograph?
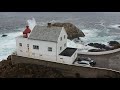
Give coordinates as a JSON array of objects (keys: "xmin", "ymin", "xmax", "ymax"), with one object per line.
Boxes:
[
  {"xmin": 57, "ymin": 27, "xmax": 67, "ymax": 55},
  {"xmin": 57, "ymin": 50, "xmax": 78, "ymax": 65},
  {"xmin": 16, "ymin": 36, "xmax": 57, "ymax": 62}
]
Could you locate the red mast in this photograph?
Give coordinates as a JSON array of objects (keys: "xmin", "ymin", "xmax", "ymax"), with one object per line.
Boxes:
[{"xmin": 23, "ymin": 26, "xmax": 31, "ymax": 38}]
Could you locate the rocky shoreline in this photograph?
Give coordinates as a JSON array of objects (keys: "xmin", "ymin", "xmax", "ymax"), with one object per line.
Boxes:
[{"xmin": 88, "ymin": 41, "xmax": 120, "ymax": 52}]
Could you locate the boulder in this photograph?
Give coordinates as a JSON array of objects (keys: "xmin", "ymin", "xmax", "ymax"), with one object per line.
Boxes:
[
  {"xmin": 88, "ymin": 43, "xmax": 106, "ymax": 49},
  {"xmin": 88, "ymin": 43, "xmax": 113, "ymax": 51},
  {"xmin": 108, "ymin": 41, "xmax": 120, "ymax": 49},
  {"xmin": 50, "ymin": 22, "xmax": 85, "ymax": 40},
  {"xmin": 108, "ymin": 41, "xmax": 120, "ymax": 46},
  {"xmin": 88, "ymin": 49, "xmax": 105, "ymax": 52},
  {"xmin": 1, "ymin": 34, "xmax": 7, "ymax": 37}
]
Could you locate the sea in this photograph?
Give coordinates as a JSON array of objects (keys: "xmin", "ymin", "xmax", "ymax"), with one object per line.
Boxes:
[{"xmin": 1, "ymin": 12, "xmax": 120, "ymax": 61}]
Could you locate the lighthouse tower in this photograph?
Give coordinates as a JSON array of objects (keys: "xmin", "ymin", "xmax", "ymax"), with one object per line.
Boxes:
[{"xmin": 23, "ymin": 26, "xmax": 31, "ymax": 38}]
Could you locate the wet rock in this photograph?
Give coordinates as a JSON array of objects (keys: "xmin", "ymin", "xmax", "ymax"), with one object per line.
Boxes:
[
  {"xmin": 108, "ymin": 41, "xmax": 120, "ymax": 46},
  {"xmin": 1, "ymin": 34, "xmax": 7, "ymax": 37},
  {"xmin": 50, "ymin": 22, "xmax": 85, "ymax": 40},
  {"xmin": 88, "ymin": 43, "xmax": 106, "ymax": 49},
  {"xmin": 88, "ymin": 49, "xmax": 105, "ymax": 52},
  {"xmin": 108, "ymin": 41, "xmax": 120, "ymax": 49},
  {"xmin": 7, "ymin": 55, "xmax": 11, "ymax": 60},
  {"xmin": 88, "ymin": 43, "xmax": 114, "ymax": 51}
]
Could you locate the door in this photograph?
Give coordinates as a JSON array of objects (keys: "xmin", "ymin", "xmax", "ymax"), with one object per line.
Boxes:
[{"xmin": 27, "ymin": 44, "xmax": 30, "ymax": 57}]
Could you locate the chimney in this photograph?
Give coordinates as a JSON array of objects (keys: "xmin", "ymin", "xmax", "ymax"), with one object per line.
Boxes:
[{"xmin": 47, "ymin": 23, "xmax": 51, "ymax": 27}]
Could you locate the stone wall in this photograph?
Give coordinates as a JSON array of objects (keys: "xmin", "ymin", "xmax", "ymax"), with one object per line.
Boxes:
[{"xmin": 11, "ymin": 55, "xmax": 120, "ymax": 78}]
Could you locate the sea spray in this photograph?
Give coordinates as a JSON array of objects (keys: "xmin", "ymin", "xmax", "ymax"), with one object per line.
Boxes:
[{"xmin": 27, "ymin": 18, "xmax": 37, "ymax": 30}]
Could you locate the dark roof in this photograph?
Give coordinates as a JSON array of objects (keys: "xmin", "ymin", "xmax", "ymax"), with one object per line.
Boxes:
[
  {"xmin": 28, "ymin": 25, "xmax": 63, "ymax": 42},
  {"xmin": 59, "ymin": 47, "xmax": 77, "ymax": 57}
]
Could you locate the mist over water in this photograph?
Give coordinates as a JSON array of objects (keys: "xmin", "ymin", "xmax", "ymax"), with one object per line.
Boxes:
[{"xmin": 1, "ymin": 12, "xmax": 120, "ymax": 60}]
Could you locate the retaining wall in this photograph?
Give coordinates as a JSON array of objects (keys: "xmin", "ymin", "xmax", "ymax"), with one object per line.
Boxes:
[{"xmin": 11, "ymin": 55, "xmax": 120, "ymax": 78}]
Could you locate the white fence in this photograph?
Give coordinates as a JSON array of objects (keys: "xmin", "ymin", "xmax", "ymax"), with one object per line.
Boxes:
[{"xmin": 77, "ymin": 48, "xmax": 120, "ymax": 55}]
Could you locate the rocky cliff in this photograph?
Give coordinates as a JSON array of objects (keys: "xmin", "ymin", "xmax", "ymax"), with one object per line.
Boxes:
[{"xmin": 51, "ymin": 22, "xmax": 85, "ymax": 40}]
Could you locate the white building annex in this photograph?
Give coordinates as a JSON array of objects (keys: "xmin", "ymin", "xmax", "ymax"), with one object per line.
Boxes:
[{"xmin": 16, "ymin": 23, "xmax": 77, "ymax": 65}]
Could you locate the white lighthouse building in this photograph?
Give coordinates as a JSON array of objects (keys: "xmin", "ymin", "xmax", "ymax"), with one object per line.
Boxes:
[{"xmin": 16, "ymin": 23, "xmax": 77, "ymax": 65}]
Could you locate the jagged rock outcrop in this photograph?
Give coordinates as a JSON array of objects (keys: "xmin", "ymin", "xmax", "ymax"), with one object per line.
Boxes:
[
  {"xmin": 50, "ymin": 22, "xmax": 85, "ymax": 40},
  {"xmin": 88, "ymin": 43, "xmax": 112, "ymax": 50},
  {"xmin": 108, "ymin": 41, "xmax": 120, "ymax": 49},
  {"xmin": 108, "ymin": 41, "xmax": 119, "ymax": 46},
  {"xmin": 88, "ymin": 41, "xmax": 120, "ymax": 52}
]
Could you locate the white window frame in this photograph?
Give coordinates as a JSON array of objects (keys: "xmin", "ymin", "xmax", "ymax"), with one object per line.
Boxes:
[
  {"xmin": 60, "ymin": 37, "xmax": 62, "ymax": 41},
  {"xmin": 48, "ymin": 47, "xmax": 52, "ymax": 52},
  {"xmin": 19, "ymin": 43, "xmax": 22, "ymax": 47},
  {"xmin": 33, "ymin": 45, "xmax": 39, "ymax": 50},
  {"xmin": 60, "ymin": 46, "xmax": 62, "ymax": 51}
]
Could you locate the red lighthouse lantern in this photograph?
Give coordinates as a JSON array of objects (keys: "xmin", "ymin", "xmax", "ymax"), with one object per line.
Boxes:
[{"xmin": 23, "ymin": 26, "xmax": 31, "ymax": 38}]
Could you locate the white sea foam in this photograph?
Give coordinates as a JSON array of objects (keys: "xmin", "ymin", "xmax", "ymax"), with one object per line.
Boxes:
[
  {"xmin": 0, "ymin": 32, "xmax": 21, "ymax": 61},
  {"xmin": 108, "ymin": 24, "xmax": 120, "ymax": 29},
  {"xmin": 27, "ymin": 18, "xmax": 37, "ymax": 30},
  {"xmin": 67, "ymin": 39, "xmax": 97, "ymax": 52}
]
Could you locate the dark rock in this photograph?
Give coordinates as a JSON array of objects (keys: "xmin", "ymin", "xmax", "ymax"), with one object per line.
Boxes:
[
  {"xmin": 88, "ymin": 43, "xmax": 106, "ymax": 49},
  {"xmin": 88, "ymin": 49, "xmax": 105, "ymax": 52},
  {"xmin": 88, "ymin": 43, "xmax": 114, "ymax": 51},
  {"xmin": 108, "ymin": 41, "xmax": 120, "ymax": 46},
  {"xmin": 7, "ymin": 55, "xmax": 11, "ymax": 60},
  {"xmin": 1, "ymin": 34, "xmax": 7, "ymax": 37},
  {"xmin": 50, "ymin": 22, "xmax": 85, "ymax": 40},
  {"xmin": 108, "ymin": 41, "xmax": 120, "ymax": 49}
]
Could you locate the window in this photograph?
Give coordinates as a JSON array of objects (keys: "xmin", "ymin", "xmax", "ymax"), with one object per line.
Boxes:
[
  {"xmin": 64, "ymin": 43, "xmax": 66, "ymax": 47},
  {"xmin": 48, "ymin": 47, "xmax": 52, "ymax": 51},
  {"xmin": 74, "ymin": 53, "xmax": 76, "ymax": 57},
  {"xmin": 27, "ymin": 44, "xmax": 29, "ymax": 48},
  {"xmin": 60, "ymin": 37, "xmax": 62, "ymax": 41},
  {"xmin": 27, "ymin": 44, "xmax": 29, "ymax": 50},
  {"xmin": 33, "ymin": 45, "xmax": 39, "ymax": 50},
  {"xmin": 64, "ymin": 35, "xmax": 66, "ymax": 39},
  {"xmin": 19, "ymin": 43, "xmax": 22, "ymax": 46},
  {"xmin": 60, "ymin": 46, "xmax": 62, "ymax": 50}
]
